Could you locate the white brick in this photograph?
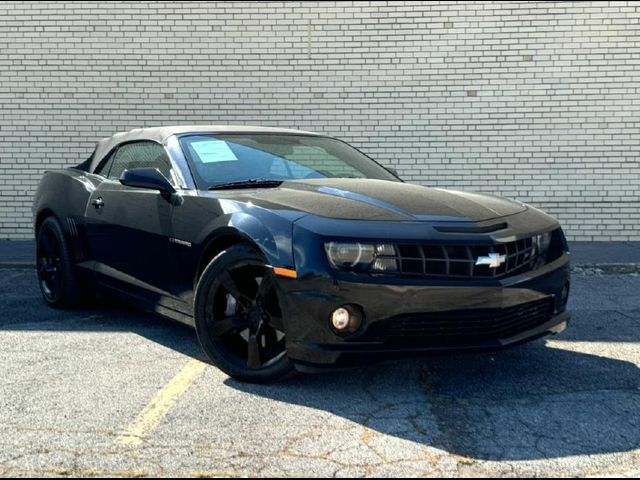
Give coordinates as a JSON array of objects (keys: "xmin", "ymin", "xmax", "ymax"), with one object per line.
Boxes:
[{"xmin": 0, "ymin": 1, "xmax": 639, "ymax": 241}]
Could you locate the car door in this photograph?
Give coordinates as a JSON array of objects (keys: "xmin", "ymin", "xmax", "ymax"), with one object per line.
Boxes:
[{"xmin": 85, "ymin": 141, "xmax": 176, "ymax": 303}]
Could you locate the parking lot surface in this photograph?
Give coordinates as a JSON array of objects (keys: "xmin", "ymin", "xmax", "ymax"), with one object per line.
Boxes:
[{"xmin": 0, "ymin": 269, "xmax": 639, "ymax": 477}]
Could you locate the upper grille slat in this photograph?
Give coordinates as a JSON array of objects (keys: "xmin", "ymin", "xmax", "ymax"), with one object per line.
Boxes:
[{"xmin": 391, "ymin": 236, "xmax": 540, "ymax": 280}]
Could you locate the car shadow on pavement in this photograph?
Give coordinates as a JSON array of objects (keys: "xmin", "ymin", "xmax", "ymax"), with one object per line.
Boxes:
[
  {"xmin": 227, "ymin": 339, "xmax": 640, "ymax": 462},
  {"xmin": 0, "ymin": 298, "xmax": 203, "ymax": 360}
]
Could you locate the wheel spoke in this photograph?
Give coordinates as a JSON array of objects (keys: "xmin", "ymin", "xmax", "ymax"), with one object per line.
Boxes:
[
  {"xmin": 211, "ymin": 315, "xmax": 247, "ymax": 337},
  {"xmin": 247, "ymin": 328, "xmax": 262, "ymax": 369},
  {"xmin": 262, "ymin": 326, "xmax": 278, "ymax": 349},
  {"xmin": 219, "ymin": 271, "xmax": 253, "ymax": 308},
  {"xmin": 256, "ymin": 272, "xmax": 275, "ymax": 301}
]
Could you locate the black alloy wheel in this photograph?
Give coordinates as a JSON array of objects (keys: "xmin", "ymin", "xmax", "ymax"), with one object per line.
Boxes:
[
  {"xmin": 37, "ymin": 223, "xmax": 63, "ymax": 302},
  {"xmin": 194, "ymin": 244, "xmax": 294, "ymax": 383},
  {"xmin": 36, "ymin": 216, "xmax": 87, "ymax": 308}
]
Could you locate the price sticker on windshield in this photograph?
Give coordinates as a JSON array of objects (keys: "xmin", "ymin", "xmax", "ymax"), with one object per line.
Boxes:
[{"xmin": 191, "ymin": 140, "xmax": 238, "ymax": 163}]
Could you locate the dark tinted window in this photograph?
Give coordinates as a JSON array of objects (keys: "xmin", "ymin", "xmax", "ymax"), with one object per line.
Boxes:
[
  {"xmin": 94, "ymin": 150, "xmax": 116, "ymax": 177},
  {"xmin": 102, "ymin": 142, "xmax": 173, "ymax": 182}
]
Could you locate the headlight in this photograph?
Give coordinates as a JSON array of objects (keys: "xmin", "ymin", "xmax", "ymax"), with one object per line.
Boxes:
[
  {"xmin": 324, "ymin": 242, "xmax": 398, "ymax": 272},
  {"xmin": 325, "ymin": 242, "xmax": 374, "ymax": 269},
  {"xmin": 533, "ymin": 231, "xmax": 555, "ymax": 269},
  {"xmin": 536, "ymin": 232, "xmax": 552, "ymax": 256}
]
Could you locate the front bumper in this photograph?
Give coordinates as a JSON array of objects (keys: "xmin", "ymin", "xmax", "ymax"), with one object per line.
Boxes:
[{"xmin": 278, "ymin": 253, "xmax": 571, "ymax": 370}]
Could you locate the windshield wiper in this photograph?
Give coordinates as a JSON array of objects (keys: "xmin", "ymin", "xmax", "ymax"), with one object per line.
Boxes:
[{"xmin": 208, "ymin": 179, "xmax": 284, "ymax": 191}]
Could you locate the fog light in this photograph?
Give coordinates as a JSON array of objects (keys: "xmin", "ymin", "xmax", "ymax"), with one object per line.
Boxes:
[
  {"xmin": 330, "ymin": 305, "xmax": 363, "ymax": 334},
  {"xmin": 331, "ymin": 307, "xmax": 350, "ymax": 330}
]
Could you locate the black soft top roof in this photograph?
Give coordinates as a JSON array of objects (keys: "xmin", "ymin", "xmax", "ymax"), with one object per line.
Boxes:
[{"xmin": 80, "ymin": 125, "xmax": 321, "ymax": 173}]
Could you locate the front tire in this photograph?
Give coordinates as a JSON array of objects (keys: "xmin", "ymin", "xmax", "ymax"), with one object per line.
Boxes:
[
  {"xmin": 194, "ymin": 244, "xmax": 295, "ymax": 383},
  {"xmin": 36, "ymin": 216, "xmax": 89, "ymax": 308}
]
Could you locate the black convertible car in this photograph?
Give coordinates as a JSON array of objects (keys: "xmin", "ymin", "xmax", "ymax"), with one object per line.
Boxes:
[{"xmin": 33, "ymin": 125, "xmax": 571, "ymax": 382}]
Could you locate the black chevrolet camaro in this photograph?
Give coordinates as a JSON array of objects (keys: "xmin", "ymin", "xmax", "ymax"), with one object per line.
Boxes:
[{"xmin": 33, "ymin": 125, "xmax": 571, "ymax": 383}]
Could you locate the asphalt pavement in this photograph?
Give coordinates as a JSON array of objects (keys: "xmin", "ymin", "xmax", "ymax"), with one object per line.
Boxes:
[{"xmin": 0, "ymin": 268, "xmax": 639, "ymax": 477}]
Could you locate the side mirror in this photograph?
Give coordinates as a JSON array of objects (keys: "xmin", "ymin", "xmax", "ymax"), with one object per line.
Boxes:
[{"xmin": 120, "ymin": 168, "xmax": 175, "ymax": 194}]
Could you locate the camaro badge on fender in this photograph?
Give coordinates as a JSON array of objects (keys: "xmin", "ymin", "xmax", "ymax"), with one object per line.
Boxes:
[{"xmin": 475, "ymin": 253, "xmax": 507, "ymax": 268}]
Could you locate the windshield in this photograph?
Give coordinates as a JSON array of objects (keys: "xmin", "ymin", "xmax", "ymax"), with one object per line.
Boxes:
[{"xmin": 178, "ymin": 134, "xmax": 399, "ymax": 189}]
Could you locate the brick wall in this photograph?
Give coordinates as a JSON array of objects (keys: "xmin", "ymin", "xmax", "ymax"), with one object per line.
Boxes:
[{"xmin": 1, "ymin": 1, "xmax": 638, "ymax": 240}]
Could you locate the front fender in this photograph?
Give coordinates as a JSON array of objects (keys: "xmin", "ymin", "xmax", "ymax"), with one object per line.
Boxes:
[{"xmin": 193, "ymin": 208, "xmax": 301, "ymax": 269}]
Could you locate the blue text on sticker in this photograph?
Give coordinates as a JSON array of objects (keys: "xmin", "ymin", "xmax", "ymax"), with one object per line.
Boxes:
[{"xmin": 191, "ymin": 140, "xmax": 238, "ymax": 163}]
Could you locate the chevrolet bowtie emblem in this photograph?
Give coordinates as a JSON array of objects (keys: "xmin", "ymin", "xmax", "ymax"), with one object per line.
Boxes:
[{"xmin": 475, "ymin": 253, "xmax": 506, "ymax": 268}]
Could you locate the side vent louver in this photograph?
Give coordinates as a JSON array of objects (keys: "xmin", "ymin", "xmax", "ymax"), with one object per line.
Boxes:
[
  {"xmin": 66, "ymin": 217, "xmax": 78, "ymax": 237},
  {"xmin": 66, "ymin": 217, "xmax": 84, "ymax": 261}
]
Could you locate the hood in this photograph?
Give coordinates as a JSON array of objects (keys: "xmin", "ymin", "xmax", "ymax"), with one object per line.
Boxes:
[{"xmin": 209, "ymin": 178, "xmax": 527, "ymax": 222}]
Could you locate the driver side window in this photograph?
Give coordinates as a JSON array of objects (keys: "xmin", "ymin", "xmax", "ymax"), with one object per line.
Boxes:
[{"xmin": 99, "ymin": 142, "xmax": 174, "ymax": 183}]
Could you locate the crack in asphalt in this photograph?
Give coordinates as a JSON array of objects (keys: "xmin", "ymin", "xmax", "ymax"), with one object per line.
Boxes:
[{"xmin": 0, "ymin": 371, "xmax": 451, "ymax": 477}]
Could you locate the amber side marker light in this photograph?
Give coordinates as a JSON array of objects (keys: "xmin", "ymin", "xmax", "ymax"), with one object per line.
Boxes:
[{"xmin": 272, "ymin": 267, "xmax": 298, "ymax": 279}]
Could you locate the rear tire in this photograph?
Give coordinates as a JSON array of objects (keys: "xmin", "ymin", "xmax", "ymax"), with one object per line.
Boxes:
[
  {"xmin": 194, "ymin": 244, "xmax": 295, "ymax": 383},
  {"xmin": 36, "ymin": 216, "xmax": 90, "ymax": 308}
]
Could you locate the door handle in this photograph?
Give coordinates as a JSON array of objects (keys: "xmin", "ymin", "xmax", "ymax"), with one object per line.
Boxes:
[{"xmin": 91, "ymin": 197, "xmax": 104, "ymax": 209}]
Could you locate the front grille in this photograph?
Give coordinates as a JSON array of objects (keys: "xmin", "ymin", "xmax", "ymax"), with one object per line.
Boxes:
[
  {"xmin": 395, "ymin": 236, "xmax": 538, "ymax": 280},
  {"xmin": 383, "ymin": 297, "xmax": 554, "ymax": 345}
]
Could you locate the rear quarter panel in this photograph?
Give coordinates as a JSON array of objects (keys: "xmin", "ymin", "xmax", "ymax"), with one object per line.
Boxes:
[{"xmin": 33, "ymin": 169, "xmax": 103, "ymax": 261}]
